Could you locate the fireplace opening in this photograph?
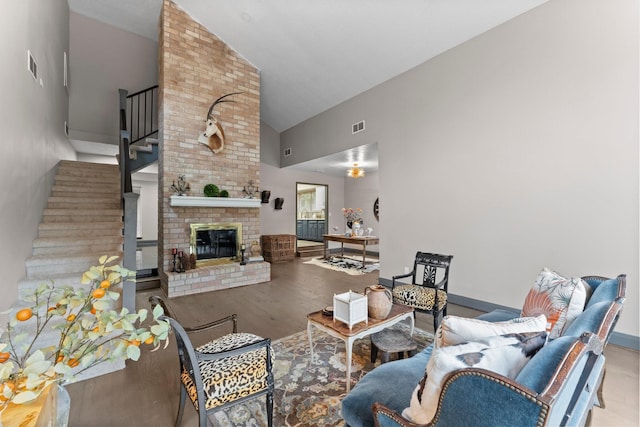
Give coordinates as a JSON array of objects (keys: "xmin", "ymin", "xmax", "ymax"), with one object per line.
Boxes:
[{"xmin": 190, "ymin": 223, "xmax": 242, "ymax": 267}]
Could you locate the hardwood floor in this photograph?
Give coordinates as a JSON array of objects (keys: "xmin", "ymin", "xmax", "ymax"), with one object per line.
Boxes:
[{"xmin": 65, "ymin": 257, "xmax": 639, "ymax": 427}]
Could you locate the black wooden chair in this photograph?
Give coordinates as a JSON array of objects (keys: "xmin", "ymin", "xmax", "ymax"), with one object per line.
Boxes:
[
  {"xmin": 390, "ymin": 252, "xmax": 453, "ymax": 332},
  {"xmin": 149, "ymin": 296, "xmax": 274, "ymax": 427}
]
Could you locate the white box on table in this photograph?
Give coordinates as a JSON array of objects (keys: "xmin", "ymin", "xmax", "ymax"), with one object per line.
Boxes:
[{"xmin": 333, "ymin": 291, "xmax": 368, "ymax": 330}]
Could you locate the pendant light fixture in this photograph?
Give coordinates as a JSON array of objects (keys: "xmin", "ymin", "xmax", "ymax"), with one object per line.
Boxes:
[{"xmin": 347, "ymin": 163, "xmax": 365, "ymax": 178}]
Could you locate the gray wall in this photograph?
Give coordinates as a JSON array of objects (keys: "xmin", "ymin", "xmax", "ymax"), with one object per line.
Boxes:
[
  {"xmin": 279, "ymin": 0, "xmax": 639, "ymax": 337},
  {"xmin": 260, "ymin": 121, "xmax": 281, "ymax": 167},
  {"xmin": 69, "ymin": 12, "xmax": 158, "ymax": 144},
  {"xmin": 260, "ymin": 164, "xmax": 346, "ymax": 239},
  {"xmin": 0, "ymin": 0, "xmax": 76, "ymax": 317}
]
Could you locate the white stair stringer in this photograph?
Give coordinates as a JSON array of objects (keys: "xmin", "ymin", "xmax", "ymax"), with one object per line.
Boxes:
[{"xmin": 11, "ymin": 160, "xmax": 128, "ymax": 381}]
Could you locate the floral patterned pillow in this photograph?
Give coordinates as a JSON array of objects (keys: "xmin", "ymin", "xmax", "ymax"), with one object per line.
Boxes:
[{"xmin": 521, "ymin": 268, "xmax": 590, "ymax": 339}]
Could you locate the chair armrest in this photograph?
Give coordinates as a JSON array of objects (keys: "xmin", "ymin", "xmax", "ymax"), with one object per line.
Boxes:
[
  {"xmin": 538, "ymin": 332, "xmax": 603, "ymax": 398},
  {"xmin": 197, "ymin": 337, "xmax": 272, "ymax": 361},
  {"xmin": 392, "ymin": 271, "xmax": 414, "ymax": 288},
  {"xmin": 184, "ymin": 314, "xmax": 238, "ymax": 334},
  {"xmin": 149, "ymin": 295, "xmax": 238, "ymax": 334},
  {"xmin": 372, "ymin": 370, "xmax": 547, "ymax": 427},
  {"xmin": 372, "ymin": 402, "xmax": 426, "ymax": 427}
]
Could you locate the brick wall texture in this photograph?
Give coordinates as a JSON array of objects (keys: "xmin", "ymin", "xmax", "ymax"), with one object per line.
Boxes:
[{"xmin": 158, "ymin": 0, "xmax": 268, "ymax": 296}]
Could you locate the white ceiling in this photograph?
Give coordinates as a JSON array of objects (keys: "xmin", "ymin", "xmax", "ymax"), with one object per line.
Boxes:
[{"xmin": 67, "ymin": 0, "xmax": 548, "ymax": 175}]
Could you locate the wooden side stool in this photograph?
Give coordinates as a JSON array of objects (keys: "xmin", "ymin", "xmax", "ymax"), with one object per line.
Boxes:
[{"xmin": 370, "ymin": 327, "xmax": 418, "ymax": 364}]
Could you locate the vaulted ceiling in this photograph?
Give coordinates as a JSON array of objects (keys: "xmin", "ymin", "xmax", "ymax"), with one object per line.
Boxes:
[
  {"xmin": 68, "ymin": 0, "xmax": 548, "ymax": 175},
  {"xmin": 68, "ymin": 0, "xmax": 548, "ymax": 133}
]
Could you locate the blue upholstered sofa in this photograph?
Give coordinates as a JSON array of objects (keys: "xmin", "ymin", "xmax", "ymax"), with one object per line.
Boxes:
[{"xmin": 341, "ymin": 274, "xmax": 626, "ymax": 427}]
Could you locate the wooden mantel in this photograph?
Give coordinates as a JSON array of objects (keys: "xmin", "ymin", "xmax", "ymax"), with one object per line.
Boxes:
[{"xmin": 170, "ymin": 196, "xmax": 261, "ymax": 208}]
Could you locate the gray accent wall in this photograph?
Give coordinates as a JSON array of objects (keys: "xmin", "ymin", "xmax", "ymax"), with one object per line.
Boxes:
[
  {"xmin": 279, "ymin": 0, "xmax": 639, "ymax": 338},
  {"xmin": 0, "ymin": 0, "xmax": 76, "ymax": 318}
]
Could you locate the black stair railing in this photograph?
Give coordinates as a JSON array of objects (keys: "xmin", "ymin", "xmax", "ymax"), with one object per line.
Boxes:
[
  {"xmin": 125, "ymin": 85, "xmax": 159, "ymax": 144},
  {"xmin": 118, "ymin": 85, "xmax": 159, "ymax": 194}
]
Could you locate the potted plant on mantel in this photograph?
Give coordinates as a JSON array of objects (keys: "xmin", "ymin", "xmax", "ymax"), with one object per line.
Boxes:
[{"xmin": 0, "ymin": 256, "xmax": 171, "ymax": 426}]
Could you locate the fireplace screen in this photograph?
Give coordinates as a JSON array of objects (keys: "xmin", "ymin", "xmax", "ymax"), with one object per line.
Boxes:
[{"xmin": 190, "ymin": 223, "xmax": 242, "ymax": 267}]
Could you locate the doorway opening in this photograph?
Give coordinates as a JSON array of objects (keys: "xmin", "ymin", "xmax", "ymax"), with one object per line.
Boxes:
[{"xmin": 296, "ymin": 183, "xmax": 328, "ymax": 256}]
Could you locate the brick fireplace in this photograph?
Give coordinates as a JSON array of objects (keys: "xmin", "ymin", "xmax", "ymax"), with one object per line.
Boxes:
[{"xmin": 158, "ymin": 0, "xmax": 269, "ymax": 297}]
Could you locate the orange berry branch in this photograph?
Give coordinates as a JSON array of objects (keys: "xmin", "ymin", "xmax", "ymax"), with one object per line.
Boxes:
[{"xmin": 0, "ymin": 255, "xmax": 170, "ymax": 410}]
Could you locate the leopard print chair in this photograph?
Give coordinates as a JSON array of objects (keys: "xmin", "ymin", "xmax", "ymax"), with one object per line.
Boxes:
[
  {"xmin": 150, "ymin": 296, "xmax": 274, "ymax": 427},
  {"xmin": 391, "ymin": 252, "xmax": 453, "ymax": 332}
]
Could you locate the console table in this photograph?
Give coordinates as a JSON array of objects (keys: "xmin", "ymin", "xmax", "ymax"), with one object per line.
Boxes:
[{"xmin": 322, "ymin": 234, "xmax": 379, "ymax": 268}]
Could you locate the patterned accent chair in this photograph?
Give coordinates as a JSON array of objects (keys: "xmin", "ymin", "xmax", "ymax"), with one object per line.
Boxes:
[
  {"xmin": 149, "ymin": 296, "xmax": 274, "ymax": 427},
  {"xmin": 391, "ymin": 252, "xmax": 453, "ymax": 332}
]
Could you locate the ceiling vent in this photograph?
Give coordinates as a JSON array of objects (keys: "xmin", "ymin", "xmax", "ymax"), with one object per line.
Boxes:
[
  {"xmin": 284, "ymin": 147, "xmax": 292, "ymax": 157},
  {"xmin": 352, "ymin": 120, "xmax": 365, "ymax": 134}
]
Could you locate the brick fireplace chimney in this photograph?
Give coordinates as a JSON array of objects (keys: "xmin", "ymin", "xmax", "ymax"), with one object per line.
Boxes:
[{"xmin": 157, "ymin": 0, "xmax": 268, "ymax": 297}]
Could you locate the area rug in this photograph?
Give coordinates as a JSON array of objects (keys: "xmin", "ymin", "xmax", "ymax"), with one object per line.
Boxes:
[
  {"xmin": 303, "ymin": 256, "xmax": 380, "ymax": 275},
  {"xmin": 210, "ymin": 323, "xmax": 433, "ymax": 427}
]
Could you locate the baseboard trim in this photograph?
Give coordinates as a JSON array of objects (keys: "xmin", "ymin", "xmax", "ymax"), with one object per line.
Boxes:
[{"xmin": 378, "ymin": 279, "xmax": 639, "ymax": 351}]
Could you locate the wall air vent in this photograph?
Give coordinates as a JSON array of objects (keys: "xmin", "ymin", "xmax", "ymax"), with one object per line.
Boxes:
[
  {"xmin": 284, "ymin": 147, "xmax": 292, "ymax": 157},
  {"xmin": 27, "ymin": 50, "xmax": 38, "ymax": 81},
  {"xmin": 352, "ymin": 120, "xmax": 365, "ymax": 134}
]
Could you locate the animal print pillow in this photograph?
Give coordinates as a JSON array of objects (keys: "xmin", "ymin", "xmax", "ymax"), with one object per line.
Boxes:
[
  {"xmin": 435, "ymin": 314, "xmax": 547, "ymax": 348},
  {"xmin": 521, "ymin": 268, "xmax": 590, "ymax": 339},
  {"xmin": 402, "ymin": 331, "xmax": 547, "ymax": 424}
]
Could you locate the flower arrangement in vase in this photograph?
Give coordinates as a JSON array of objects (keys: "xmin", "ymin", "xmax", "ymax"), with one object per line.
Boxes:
[
  {"xmin": 342, "ymin": 208, "xmax": 363, "ymax": 235},
  {"xmin": 0, "ymin": 256, "xmax": 170, "ymax": 414}
]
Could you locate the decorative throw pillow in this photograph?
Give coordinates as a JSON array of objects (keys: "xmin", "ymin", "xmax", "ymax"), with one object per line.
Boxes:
[
  {"xmin": 435, "ymin": 314, "xmax": 547, "ymax": 348},
  {"xmin": 521, "ymin": 268, "xmax": 590, "ymax": 339},
  {"xmin": 402, "ymin": 331, "xmax": 547, "ymax": 424}
]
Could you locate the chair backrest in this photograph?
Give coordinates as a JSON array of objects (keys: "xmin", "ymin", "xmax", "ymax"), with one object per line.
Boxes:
[
  {"xmin": 412, "ymin": 252, "xmax": 453, "ymax": 291},
  {"xmin": 149, "ymin": 296, "xmax": 208, "ymax": 406},
  {"xmin": 566, "ymin": 274, "xmax": 627, "ymax": 346},
  {"xmin": 165, "ymin": 317, "xmax": 202, "ymax": 375}
]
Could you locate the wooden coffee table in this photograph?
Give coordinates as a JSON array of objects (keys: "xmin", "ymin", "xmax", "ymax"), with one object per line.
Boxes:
[{"xmin": 306, "ymin": 303, "xmax": 414, "ymax": 391}]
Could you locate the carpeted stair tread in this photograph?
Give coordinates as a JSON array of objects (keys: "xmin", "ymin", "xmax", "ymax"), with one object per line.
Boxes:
[
  {"xmin": 26, "ymin": 252, "xmax": 123, "ymax": 264},
  {"xmin": 39, "ymin": 221, "xmax": 123, "ymax": 230},
  {"xmin": 33, "ymin": 236, "xmax": 123, "ymax": 247},
  {"xmin": 32, "ymin": 238, "xmax": 122, "ymax": 256},
  {"xmin": 47, "ymin": 195, "xmax": 120, "ymax": 205},
  {"xmin": 43, "ymin": 208, "xmax": 122, "ymax": 216},
  {"xmin": 51, "ymin": 184, "xmax": 120, "ymax": 194}
]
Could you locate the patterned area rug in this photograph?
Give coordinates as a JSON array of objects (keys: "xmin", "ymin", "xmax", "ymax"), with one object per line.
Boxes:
[
  {"xmin": 303, "ymin": 256, "xmax": 380, "ymax": 275},
  {"xmin": 210, "ymin": 323, "xmax": 433, "ymax": 427}
]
